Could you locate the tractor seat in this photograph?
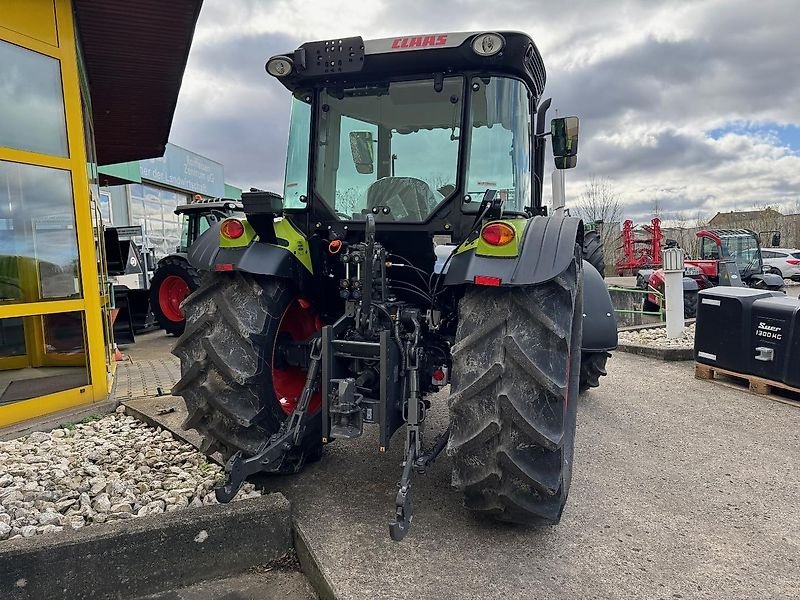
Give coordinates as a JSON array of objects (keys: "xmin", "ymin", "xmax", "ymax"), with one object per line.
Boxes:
[{"xmin": 365, "ymin": 177, "xmax": 437, "ymax": 221}]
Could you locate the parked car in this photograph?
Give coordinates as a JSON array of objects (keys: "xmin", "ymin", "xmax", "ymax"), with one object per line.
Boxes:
[{"xmin": 760, "ymin": 248, "xmax": 800, "ymax": 281}]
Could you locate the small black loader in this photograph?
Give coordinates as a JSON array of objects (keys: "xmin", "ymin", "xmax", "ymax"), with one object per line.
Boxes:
[
  {"xmin": 149, "ymin": 198, "xmax": 243, "ymax": 335},
  {"xmin": 172, "ymin": 31, "xmax": 618, "ymax": 540}
]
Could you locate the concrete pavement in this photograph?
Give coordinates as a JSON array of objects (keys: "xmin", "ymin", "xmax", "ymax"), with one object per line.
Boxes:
[
  {"xmin": 264, "ymin": 352, "xmax": 799, "ymax": 600},
  {"xmin": 117, "ymin": 331, "xmax": 800, "ymax": 599}
]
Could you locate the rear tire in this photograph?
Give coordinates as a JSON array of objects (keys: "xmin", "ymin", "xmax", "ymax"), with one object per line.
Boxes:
[
  {"xmin": 171, "ymin": 272, "xmax": 321, "ymax": 467},
  {"xmin": 448, "ymin": 259, "xmax": 582, "ymax": 525},
  {"xmin": 150, "ymin": 256, "xmax": 201, "ymax": 336},
  {"xmin": 582, "ymin": 230, "xmax": 605, "ymax": 276}
]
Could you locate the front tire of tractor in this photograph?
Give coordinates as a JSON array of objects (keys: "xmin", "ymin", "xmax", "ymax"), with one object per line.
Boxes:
[
  {"xmin": 579, "ymin": 351, "xmax": 610, "ymax": 394},
  {"xmin": 448, "ymin": 260, "xmax": 583, "ymax": 525},
  {"xmin": 683, "ymin": 290, "xmax": 698, "ymax": 319},
  {"xmin": 171, "ymin": 272, "xmax": 321, "ymax": 467},
  {"xmin": 580, "ymin": 230, "xmax": 611, "ymax": 393}
]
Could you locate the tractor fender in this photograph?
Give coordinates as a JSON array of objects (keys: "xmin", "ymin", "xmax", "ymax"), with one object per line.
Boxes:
[
  {"xmin": 748, "ymin": 272, "xmax": 785, "ymax": 291},
  {"xmin": 444, "ymin": 215, "xmax": 583, "ymax": 287},
  {"xmin": 156, "ymin": 252, "xmax": 188, "ymax": 269},
  {"xmin": 188, "ymin": 222, "xmax": 303, "ymax": 279},
  {"xmin": 582, "ymin": 261, "xmax": 618, "ymax": 352}
]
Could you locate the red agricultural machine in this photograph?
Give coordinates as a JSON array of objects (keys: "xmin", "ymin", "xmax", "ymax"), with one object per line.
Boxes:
[
  {"xmin": 638, "ymin": 228, "xmax": 785, "ymax": 317},
  {"xmin": 615, "ymin": 217, "xmax": 662, "ymax": 276}
]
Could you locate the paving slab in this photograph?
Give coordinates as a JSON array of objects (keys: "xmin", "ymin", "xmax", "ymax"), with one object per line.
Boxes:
[
  {"xmin": 114, "ymin": 331, "xmax": 180, "ymax": 402},
  {"xmin": 260, "ymin": 352, "xmax": 799, "ymax": 600}
]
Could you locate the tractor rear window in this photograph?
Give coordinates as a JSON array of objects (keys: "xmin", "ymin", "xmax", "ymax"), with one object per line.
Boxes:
[{"xmin": 314, "ymin": 77, "xmax": 463, "ymax": 222}]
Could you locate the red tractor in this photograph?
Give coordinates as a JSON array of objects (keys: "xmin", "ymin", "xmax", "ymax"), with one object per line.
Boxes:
[{"xmin": 638, "ymin": 228, "xmax": 785, "ymax": 317}]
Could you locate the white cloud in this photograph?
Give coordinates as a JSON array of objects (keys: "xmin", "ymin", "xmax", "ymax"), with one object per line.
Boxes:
[{"xmin": 169, "ymin": 0, "xmax": 800, "ymax": 223}]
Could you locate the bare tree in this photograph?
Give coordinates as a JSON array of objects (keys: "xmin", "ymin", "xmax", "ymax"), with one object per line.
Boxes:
[
  {"xmin": 650, "ymin": 198, "xmax": 663, "ymax": 220},
  {"xmin": 663, "ymin": 212, "xmax": 699, "ymax": 256},
  {"xmin": 575, "ymin": 177, "xmax": 624, "ymax": 267}
]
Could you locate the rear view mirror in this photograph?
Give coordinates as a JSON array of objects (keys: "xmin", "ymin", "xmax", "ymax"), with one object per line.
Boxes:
[
  {"xmin": 551, "ymin": 116, "xmax": 579, "ymax": 170},
  {"xmin": 772, "ymin": 232, "xmax": 781, "ymax": 247},
  {"xmin": 349, "ymin": 131, "xmax": 374, "ymax": 174}
]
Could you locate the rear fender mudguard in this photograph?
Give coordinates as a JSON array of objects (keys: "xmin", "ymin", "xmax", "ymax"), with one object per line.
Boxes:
[
  {"xmin": 188, "ymin": 222, "xmax": 304, "ymax": 279},
  {"xmin": 444, "ymin": 215, "xmax": 584, "ymax": 286},
  {"xmin": 582, "ymin": 261, "xmax": 618, "ymax": 352}
]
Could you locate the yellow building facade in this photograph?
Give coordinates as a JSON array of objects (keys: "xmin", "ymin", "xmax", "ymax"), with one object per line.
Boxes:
[{"xmin": 0, "ymin": 0, "xmax": 200, "ymax": 427}]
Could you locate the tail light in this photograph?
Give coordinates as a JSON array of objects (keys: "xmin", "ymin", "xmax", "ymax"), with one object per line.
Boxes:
[
  {"xmin": 481, "ymin": 223, "xmax": 515, "ymax": 246},
  {"xmin": 221, "ymin": 218, "xmax": 245, "ymax": 239},
  {"xmin": 787, "ymin": 259, "xmax": 800, "ymax": 265}
]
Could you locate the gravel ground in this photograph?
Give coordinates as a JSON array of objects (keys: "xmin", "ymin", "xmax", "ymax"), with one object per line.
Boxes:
[
  {"xmin": 0, "ymin": 408, "xmax": 258, "ymax": 541},
  {"xmin": 618, "ymin": 322, "xmax": 695, "ymax": 348}
]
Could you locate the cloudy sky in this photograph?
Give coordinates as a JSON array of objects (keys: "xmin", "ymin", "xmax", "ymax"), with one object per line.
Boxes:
[{"xmin": 169, "ymin": 0, "xmax": 800, "ymax": 224}]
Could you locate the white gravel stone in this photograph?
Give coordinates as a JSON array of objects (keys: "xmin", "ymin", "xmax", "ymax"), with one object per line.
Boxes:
[
  {"xmin": 618, "ymin": 323, "xmax": 695, "ymax": 349},
  {"xmin": 0, "ymin": 414, "xmax": 262, "ymax": 542}
]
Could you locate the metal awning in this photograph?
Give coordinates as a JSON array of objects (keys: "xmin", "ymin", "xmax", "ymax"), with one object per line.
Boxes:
[{"xmin": 73, "ymin": 0, "xmax": 203, "ymax": 165}]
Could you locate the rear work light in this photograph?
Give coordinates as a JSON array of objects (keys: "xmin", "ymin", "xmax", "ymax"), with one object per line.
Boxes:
[
  {"xmin": 472, "ymin": 32, "xmax": 504, "ymax": 57},
  {"xmin": 266, "ymin": 56, "xmax": 293, "ymax": 77},
  {"xmin": 221, "ymin": 218, "xmax": 245, "ymax": 240},
  {"xmin": 481, "ymin": 222, "xmax": 515, "ymax": 246}
]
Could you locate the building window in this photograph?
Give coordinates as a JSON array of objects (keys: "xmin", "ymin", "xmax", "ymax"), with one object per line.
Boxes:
[
  {"xmin": 0, "ymin": 160, "xmax": 82, "ymax": 302},
  {"xmin": 0, "ymin": 40, "xmax": 69, "ymax": 157},
  {"xmin": 0, "ymin": 312, "xmax": 89, "ymax": 405},
  {"xmin": 129, "ymin": 183, "xmax": 189, "ymax": 259}
]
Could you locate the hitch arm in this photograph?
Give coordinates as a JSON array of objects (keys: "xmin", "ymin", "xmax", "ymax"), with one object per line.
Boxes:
[
  {"xmin": 215, "ymin": 339, "xmax": 322, "ymax": 503},
  {"xmin": 389, "ymin": 440, "xmax": 417, "ymax": 542}
]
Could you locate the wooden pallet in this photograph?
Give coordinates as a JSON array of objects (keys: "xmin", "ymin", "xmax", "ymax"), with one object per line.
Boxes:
[{"xmin": 695, "ymin": 363, "xmax": 800, "ymax": 408}]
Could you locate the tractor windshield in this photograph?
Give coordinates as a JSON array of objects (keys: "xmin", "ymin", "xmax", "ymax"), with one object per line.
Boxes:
[{"xmin": 723, "ymin": 234, "xmax": 762, "ymax": 275}]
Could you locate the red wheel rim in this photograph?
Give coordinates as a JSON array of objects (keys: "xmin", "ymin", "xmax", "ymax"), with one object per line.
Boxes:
[
  {"xmin": 158, "ymin": 275, "xmax": 190, "ymax": 322},
  {"xmin": 272, "ymin": 298, "xmax": 322, "ymax": 416}
]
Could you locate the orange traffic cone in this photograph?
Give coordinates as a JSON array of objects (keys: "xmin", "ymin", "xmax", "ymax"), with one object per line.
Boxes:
[{"xmin": 113, "ymin": 344, "xmax": 124, "ymax": 361}]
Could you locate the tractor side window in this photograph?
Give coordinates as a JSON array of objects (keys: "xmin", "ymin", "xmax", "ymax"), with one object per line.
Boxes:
[
  {"xmin": 465, "ymin": 77, "xmax": 532, "ymax": 213},
  {"xmin": 199, "ymin": 215, "xmax": 212, "ymax": 235},
  {"xmin": 180, "ymin": 218, "xmax": 190, "ymax": 252},
  {"xmin": 284, "ymin": 95, "xmax": 312, "ymax": 209},
  {"xmin": 699, "ymin": 237, "xmax": 719, "ymax": 260}
]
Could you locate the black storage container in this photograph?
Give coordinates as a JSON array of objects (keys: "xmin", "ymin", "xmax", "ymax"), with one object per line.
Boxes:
[
  {"xmin": 694, "ymin": 287, "xmax": 777, "ymax": 374},
  {"xmin": 749, "ymin": 296, "xmax": 800, "ymax": 388}
]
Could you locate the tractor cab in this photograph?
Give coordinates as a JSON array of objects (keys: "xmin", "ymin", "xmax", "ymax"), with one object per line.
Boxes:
[
  {"xmin": 693, "ymin": 229, "xmax": 764, "ymax": 280},
  {"xmin": 264, "ymin": 32, "xmax": 577, "ymax": 260},
  {"xmin": 174, "ymin": 197, "xmax": 244, "ymax": 253}
]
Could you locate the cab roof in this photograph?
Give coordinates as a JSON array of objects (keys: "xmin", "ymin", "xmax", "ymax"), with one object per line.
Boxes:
[{"xmin": 267, "ymin": 31, "xmax": 546, "ymax": 99}]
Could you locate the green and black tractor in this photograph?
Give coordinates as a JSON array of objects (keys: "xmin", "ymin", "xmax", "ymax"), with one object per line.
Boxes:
[
  {"xmin": 149, "ymin": 198, "xmax": 243, "ymax": 335},
  {"xmin": 172, "ymin": 31, "xmax": 618, "ymax": 540}
]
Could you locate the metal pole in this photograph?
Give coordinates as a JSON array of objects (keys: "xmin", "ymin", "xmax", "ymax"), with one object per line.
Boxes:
[
  {"xmin": 662, "ymin": 248, "xmax": 685, "ymax": 338},
  {"xmin": 551, "ymin": 170, "xmax": 565, "ymax": 216}
]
